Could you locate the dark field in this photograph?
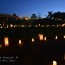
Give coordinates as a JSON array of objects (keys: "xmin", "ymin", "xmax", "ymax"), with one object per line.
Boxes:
[
  {"xmin": 0, "ymin": 27, "xmax": 65, "ymax": 65},
  {"xmin": 0, "ymin": 27, "xmax": 65, "ymax": 37}
]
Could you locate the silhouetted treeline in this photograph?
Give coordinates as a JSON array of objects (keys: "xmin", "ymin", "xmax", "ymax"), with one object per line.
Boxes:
[
  {"xmin": 0, "ymin": 12, "xmax": 65, "ymax": 25},
  {"xmin": 47, "ymin": 11, "xmax": 65, "ymax": 20}
]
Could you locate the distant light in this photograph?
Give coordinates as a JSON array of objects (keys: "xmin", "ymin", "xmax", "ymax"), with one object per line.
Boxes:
[
  {"xmin": 30, "ymin": 25, "xmax": 31, "ymax": 27},
  {"xmin": 38, "ymin": 34, "xmax": 43, "ymax": 40},
  {"xmin": 32, "ymin": 38, "xmax": 34, "ymax": 42},
  {"xmin": 22, "ymin": 25, "xmax": 24, "ymax": 27},
  {"xmin": 46, "ymin": 25, "xmax": 49, "ymax": 27},
  {"xmin": 53, "ymin": 61, "xmax": 57, "ymax": 65},
  {"xmin": 57, "ymin": 25, "xmax": 59, "ymax": 27},
  {"xmin": 21, "ymin": 25, "xmax": 25, "ymax": 27},
  {"xmin": 10, "ymin": 24, "xmax": 13, "ymax": 27},
  {"xmin": 4, "ymin": 37, "xmax": 9, "ymax": 46},
  {"xmin": 19, "ymin": 40, "xmax": 22, "ymax": 45},
  {"xmin": 7, "ymin": 25, "xmax": 8, "ymax": 28},
  {"xmin": 61, "ymin": 23, "xmax": 65, "ymax": 27},
  {"xmin": 44, "ymin": 37, "xmax": 47, "ymax": 41},
  {"xmin": 52, "ymin": 18, "xmax": 54, "ymax": 19},
  {"xmin": 39, "ymin": 24, "xmax": 40, "ymax": 26},
  {"xmin": 16, "ymin": 56, "xmax": 18, "ymax": 59},
  {"xmin": 25, "ymin": 17, "xmax": 28, "ymax": 20},
  {"xmin": 35, "ymin": 25, "xmax": 37, "ymax": 27},
  {"xmin": 64, "ymin": 35, "xmax": 65, "ymax": 38},
  {"xmin": 41, "ymin": 25, "xmax": 44, "ymax": 27},
  {"xmin": 55, "ymin": 36, "xmax": 58, "ymax": 39},
  {"xmin": 14, "ymin": 25, "xmax": 15, "ymax": 27},
  {"xmin": 1, "ymin": 26, "xmax": 2, "ymax": 28}
]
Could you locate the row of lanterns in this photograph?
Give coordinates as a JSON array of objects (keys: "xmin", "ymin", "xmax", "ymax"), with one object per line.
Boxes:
[
  {"xmin": 1, "ymin": 34, "xmax": 48, "ymax": 47},
  {"xmin": 31, "ymin": 34, "xmax": 65, "ymax": 43},
  {"xmin": 38, "ymin": 34, "xmax": 65, "ymax": 40},
  {"xmin": 0, "ymin": 34, "xmax": 65, "ymax": 47},
  {"xmin": 4, "ymin": 35, "xmax": 46, "ymax": 47},
  {"xmin": 0, "ymin": 36, "xmax": 65, "ymax": 64},
  {"xmin": 54, "ymin": 35, "xmax": 65, "ymax": 39}
]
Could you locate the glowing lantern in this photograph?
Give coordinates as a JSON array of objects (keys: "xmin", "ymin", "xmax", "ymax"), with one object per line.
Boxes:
[
  {"xmin": 38, "ymin": 34, "xmax": 43, "ymax": 40},
  {"xmin": 39, "ymin": 24, "xmax": 40, "ymax": 26},
  {"xmin": 64, "ymin": 35, "xmax": 65, "ymax": 38},
  {"xmin": 1, "ymin": 26, "xmax": 2, "ymax": 28},
  {"xmin": 44, "ymin": 37, "xmax": 47, "ymax": 41},
  {"xmin": 19, "ymin": 40, "xmax": 22, "ymax": 45},
  {"xmin": 53, "ymin": 61, "xmax": 57, "ymax": 65},
  {"xmin": 4, "ymin": 37, "xmax": 9, "ymax": 46},
  {"xmin": 10, "ymin": 24, "xmax": 13, "ymax": 27},
  {"xmin": 55, "ymin": 36, "xmax": 58, "ymax": 39},
  {"xmin": 14, "ymin": 25, "xmax": 15, "ymax": 27},
  {"xmin": 32, "ymin": 38, "xmax": 34, "ymax": 42}
]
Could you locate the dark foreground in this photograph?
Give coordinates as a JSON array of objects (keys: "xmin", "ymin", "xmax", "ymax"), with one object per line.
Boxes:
[
  {"xmin": 0, "ymin": 37, "xmax": 65, "ymax": 65},
  {"xmin": 0, "ymin": 28, "xmax": 65, "ymax": 65}
]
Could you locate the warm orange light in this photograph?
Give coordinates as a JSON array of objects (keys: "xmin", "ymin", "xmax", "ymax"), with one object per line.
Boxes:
[
  {"xmin": 19, "ymin": 40, "xmax": 23, "ymax": 45},
  {"xmin": 4, "ymin": 37, "xmax": 9, "ymax": 46},
  {"xmin": 38, "ymin": 34, "xmax": 43, "ymax": 40},
  {"xmin": 32, "ymin": 38, "xmax": 34, "ymax": 42},
  {"xmin": 55, "ymin": 36, "xmax": 58, "ymax": 39},
  {"xmin": 53, "ymin": 61, "xmax": 57, "ymax": 65},
  {"xmin": 64, "ymin": 35, "xmax": 65, "ymax": 38},
  {"xmin": 44, "ymin": 37, "xmax": 47, "ymax": 40}
]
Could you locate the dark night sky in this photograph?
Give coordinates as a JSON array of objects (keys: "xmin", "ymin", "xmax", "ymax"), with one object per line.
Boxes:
[{"xmin": 0, "ymin": 0, "xmax": 65, "ymax": 17}]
